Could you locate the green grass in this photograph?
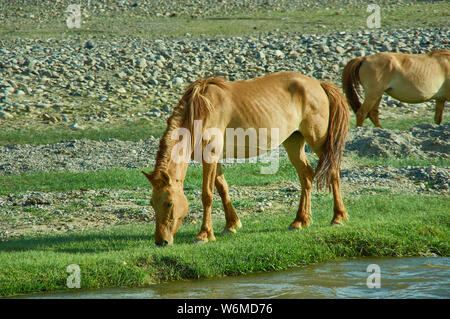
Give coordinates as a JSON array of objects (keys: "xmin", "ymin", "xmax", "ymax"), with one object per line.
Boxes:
[
  {"xmin": 0, "ymin": 159, "xmax": 299, "ymax": 195},
  {"xmin": 379, "ymin": 115, "xmax": 450, "ymax": 131},
  {"xmin": 350, "ymin": 112, "xmax": 450, "ymax": 131},
  {"xmin": 2, "ymin": 110, "xmax": 447, "ymax": 146},
  {"xmin": 0, "ymin": 194, "xmax": 448, "ymax": 297},
  {"xmin": 348, "ymin": 155, "xmax": 450, "ymax": 168},
  {"xmin": 1, "ymin": 3, "xmax": 448, "ymax": 40},
  {"xmin": 1, "ymin": 154, "xmax": 448, "ymax": 195},
  {"xmin": 0, "ymin": 119, "xmax": 166, "ymax": 146}
]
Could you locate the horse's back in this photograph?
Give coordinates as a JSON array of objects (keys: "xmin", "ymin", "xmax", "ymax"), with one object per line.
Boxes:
[
  {"xmin": 206, "ymin": 72, "xmax": 330, "ymax": 157},
  {"xmin": 215, "ymin": 71, "xmax": 327, "ymax": 128},
  {"xmin": 360, "ymin": 51, "xmax": 449, "ymax": 102}
]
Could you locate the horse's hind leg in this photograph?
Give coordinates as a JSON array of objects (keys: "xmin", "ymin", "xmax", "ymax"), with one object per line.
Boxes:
[
  {"xmin": 368, "ymin": 97, "xmax": 383, "ymax": 128},
  {"xmin": 330, "ymin": 168, "xmax": 348, "ymax": 225},
  {"xmin": 215, "ymin": 163, "xmax": 242, "ymax": 234},
  {"xmin": 282, "ymin": 131, "xmax": 315, "ymax": 230},
  {"xmin": 357, "ymin": 92, "xmax": 383, "ymax": 127},
  {"xmin": 435, "ymin": 100, "xmax": 445, "ymax": 125},
  {"xmin": 300, "ymin": 124, "xmax": 348, "ymax": 227}
]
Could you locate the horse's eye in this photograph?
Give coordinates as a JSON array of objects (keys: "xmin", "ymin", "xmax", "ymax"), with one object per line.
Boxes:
[{"xmin": 167, "ymin": 202, "xmax": 173, "ymax": 208}]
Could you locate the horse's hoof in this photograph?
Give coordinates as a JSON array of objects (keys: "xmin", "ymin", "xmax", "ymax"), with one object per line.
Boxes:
[
  {"xmin": 194, "ymin": 238, "xmax": 208, "ymax": 244},
  {"xmin": 330, "ymin": 221, "xmax": 343, "ymax": 226},
  {"xmin": 288, "ymin": 225, "xmax": 301, "ymax": 231},
  {"xmin": 221, "ymin": 228, "xmax": 236, "ymax": 235},
  {"xmin": 194, "ymin": 233, "xmax": 216, "ymax": 244}
]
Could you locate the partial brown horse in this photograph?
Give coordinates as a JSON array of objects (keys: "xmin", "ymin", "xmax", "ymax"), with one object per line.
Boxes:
[
  {"xmin": 142, "ymin": 71, "xmax": 349, "ymax": 246},
  {"xmin": 342, "ymin": 50, "xmax": 449, "ymax": 127}
]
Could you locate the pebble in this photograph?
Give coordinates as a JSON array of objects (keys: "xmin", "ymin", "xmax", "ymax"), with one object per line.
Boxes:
[
  {"xmin": 0, "ymin": 111, "xmax": 13, "ymax": 119},
  {"xmin": 172, "ymin": 77, "xmax": 184, "ymax": 86},
  {"xmin": 273, "ymin": 50, "xmax": 285, "ymax": 59},
  {"xmin": 69, "ymin": 123, "xmax": 83, "ymax": 130},
  {"xmin": 84, "ymin": 40, "xmax": 94, "ymax": 49},
  {"xmin": 137, "ymin": 58, "xmax": 147, "ymax": 69},
  {"xmin": 235, "ymin": 56, "xmax": 246, "ymax": 64}
]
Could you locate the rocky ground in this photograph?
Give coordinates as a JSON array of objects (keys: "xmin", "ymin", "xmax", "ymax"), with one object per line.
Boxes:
[
  {"xmin": 0, "ymin": 27, "xmax": 448, "ymax": 129},
  {"xmin": 1, "ymin": 164, "xmax": 448, "ymax": 240},
  {"xmin": 0, "ymin": 123, "xmax": 449, "ymax": 175},
  {"xmin": 0, "ymin": 0, "xmax": 412, "ymax": 20},
  {"xmin": 346, "ymin": 123, "xmax": 450, "ymax": 159},
  {"xmin": 0, "ymin": 136, "xmax": 159, "ymax": 174},
  {"xmin": 0, "ymin": 0, "xmax": 448, "ymax": 240},
  {"xmin": 0, "ymin": 123, "xmax": 449, "ymax": 240}
]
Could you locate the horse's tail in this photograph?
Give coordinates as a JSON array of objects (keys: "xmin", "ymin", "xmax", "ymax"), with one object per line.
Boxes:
[
  {"xmin": 315, "ymin": 82, "xmax": 350, "ymax": 190},
  {"xmin": 342, "ymin": 57, "xmax": 364, "ymax": 115},
  {"xmin": 181, "ymin": 76, "xmax": 227, "ymax": 132}
]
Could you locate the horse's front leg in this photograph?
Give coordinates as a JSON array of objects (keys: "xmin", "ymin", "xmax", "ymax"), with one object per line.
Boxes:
[
  {"xmin": 195, "ymin": 160, "xmax": 217, "ymax": 243},
  {"xmin": 215, "ymin": 163, "xmax": 241, "ymax": 234}
]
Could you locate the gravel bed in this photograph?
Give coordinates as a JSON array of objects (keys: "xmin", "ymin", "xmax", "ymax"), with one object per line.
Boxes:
[
  {"xmin": 1, "ymin": 123, "xmax": 448, "ymax": 176},
  {"xmin": 0, "ymin": 27, "xmax": 448, "ymax": 126},
  {"xmin": 0, "ymin": 1, "xmax": 411, "ymax": 19}
]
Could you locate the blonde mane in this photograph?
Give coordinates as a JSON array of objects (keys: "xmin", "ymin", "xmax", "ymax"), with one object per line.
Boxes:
[{"xmin": 151, "ymin": 77, "xmax": 227, "ymax": 176}]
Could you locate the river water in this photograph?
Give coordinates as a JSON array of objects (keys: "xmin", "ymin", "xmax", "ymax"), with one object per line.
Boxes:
[{"xmin": 22, "ymin": 257, "xmax": 450, "ymax": 299}]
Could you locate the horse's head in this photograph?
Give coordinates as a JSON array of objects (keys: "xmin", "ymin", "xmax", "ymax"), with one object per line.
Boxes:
[{"xmin": 142, "ymin": 170, "xmax": 188, "ymax": 246}]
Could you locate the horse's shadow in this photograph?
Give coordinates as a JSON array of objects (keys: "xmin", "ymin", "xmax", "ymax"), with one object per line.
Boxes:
[
  {"xmin": 0, "ymin": 232, "xmax": 153, "ymax": 253},
  {"xmin": 0, "ymin": 220, "xmax": 294, "ymax": 253}
]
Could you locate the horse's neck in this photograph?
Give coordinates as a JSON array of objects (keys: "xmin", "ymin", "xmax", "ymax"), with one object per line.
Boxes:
[
  {"xmin": 166, "ymin": 159, "xmax": 189, "ymax": 187},
  {"xmin": 154, "ymin": 112, "xmax": 191, "ymax": 186}
]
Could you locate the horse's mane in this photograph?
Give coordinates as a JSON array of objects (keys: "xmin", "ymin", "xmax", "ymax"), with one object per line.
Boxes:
[
  {"xmin": 151, "ymin": 76, "xmax": 228, "ymax": 175},
  {"xmin": 182, "ymin": 76, "xmax": 228, "ymax": 132},
  {"xmin": 427, "ymin": 49, "xmax": 450, "ymax": 57}
]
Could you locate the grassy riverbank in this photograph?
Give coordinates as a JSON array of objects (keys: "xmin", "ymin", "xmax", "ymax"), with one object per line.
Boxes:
[
  {"xmin": 0, "ymin": 194, "xmax": 448, "ymax": 297},
  {"xmin": 1, "ymin": 0, "xmax": 448, "ymax": 299}
]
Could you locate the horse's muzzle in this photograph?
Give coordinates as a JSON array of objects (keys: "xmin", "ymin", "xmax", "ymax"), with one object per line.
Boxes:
[{"xmin": 155, "ymin": 240, "xmax": 170, "ymax": 247}]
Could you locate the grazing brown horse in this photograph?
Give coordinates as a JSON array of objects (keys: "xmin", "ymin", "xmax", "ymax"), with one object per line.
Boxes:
[
  {"xmin": 142, "ymin": 71, "xmax": 349, "ymax": 246},
  {"xmin": 342, "ymin": 50, "xmax": 449, "ymax": 127}
]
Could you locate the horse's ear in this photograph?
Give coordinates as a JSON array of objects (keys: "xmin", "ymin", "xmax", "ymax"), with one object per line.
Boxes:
[
  {"xmin": 141, "ymin": 170, "xmax": 171, "ymax": 188},
  {"xmin": 160, "ymin": 170, "xmax": 172, "ymax": 186},
  {"xmin": 142, "ymin": 170, "xmax": 157, "ymax": 188}
]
